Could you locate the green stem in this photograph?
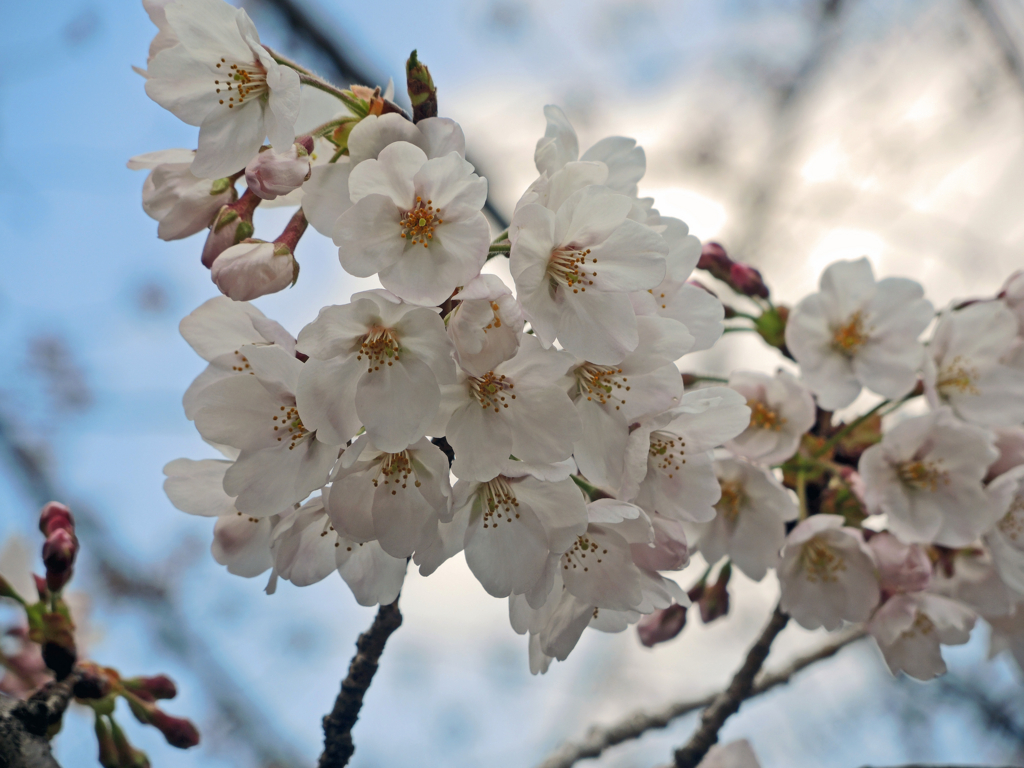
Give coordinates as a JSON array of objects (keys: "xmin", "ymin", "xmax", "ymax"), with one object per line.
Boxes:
[
  {"xmin": 730, "ymin": 311, "xmax": 760, "ymax": 322},
  {"xmin": 813, "ymin": 396, "xmax": 907, "ymax": 459},
  {"xmin": 687, "ymin": 374, "xmax": 729, "ymax": 383},
  {"xmin": 571, "ymin": 474, "xmax": 605, "ymax": 501},
  {"xmin": 296, "ymin": 73, "xmax": 368, "ymax": 117},
  {"xmin": 796, "ymin": 471, "xmax": 809, "ymax": 520},
  {"xmin": 486, "ymin": 243, "xmax": 511, "ymax": 261},
  {"xmin": 491, "ymin": 230, "xmax": 509, "ymax": 244},
  {"xmin": 722, "ymin": 326, "xmax": 757, "ymax": 334},
  {"xmin": 309, "ymin": 117, "xmax": 351, "ymax": 139},
  {"xmin": 329, "ymin": 145, "xmax": 348, "ymax": 164},
  {"xmin": 264, "ymin": 46, "xmax": 315, "ymax": 76}
]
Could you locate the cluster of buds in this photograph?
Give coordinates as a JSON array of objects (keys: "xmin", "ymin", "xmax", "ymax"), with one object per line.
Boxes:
[
  {"xmin": 697, "ymin": 242, "xmax": 770, "ymax": 300},
  {"xmin": 39, "ymin": 501, "xmax": 78, "ymax": 593}
]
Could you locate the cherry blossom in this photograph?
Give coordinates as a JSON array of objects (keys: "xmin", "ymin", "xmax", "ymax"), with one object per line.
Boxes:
[
  {"xmin": 447, "ymin": 274, "xmax": 524, "ymax": 377},
  {"xmin": 128, "ymin": 149, "xmax": 237, "ymax": 240},
  {"xmin": 778, "ymin": 515, "xmax": 880, "ymax": 630},
  {"xmin": 210, "ymin": 240, "xmax": 297, "ymax": 301},
  {"xmin": 924, "ymin": 301, "xmax": 1024, "ymax": 426},
  {"xmin": 332, "ymin": 142, "xmax": 489, "ymax": 305},
  {"xmin": 859, "ymin": 408, "xmax": 1000, "ymax": 546},
  {"xmin": 695, "ymin": 459, "xmax": 799, "ymax": 581},
  {"xmin": 245, "ymin": 143, "xmax": 311, "ymax": 200},
  {"xmin": 179, "ymin": 296, "xmax": 295, "ymax": 420},
  {"xmin": 327, "ymin": 435, "xmax": 452, "ymax": 559},
  {"xmin": 569, "ymin": 315, "xmax": 691, "ymax": 491},
  {"xmin": 988, "ymin": 609, "xmax": 1024, "ymax": 673},
  {"xmin": 295, "ymin": 289, "xmax": 454, "ymax": 451},
  {"xmin": 191, "ymin": 343, "xmax": 339, "ymax": 516},
  {"xmin": 436, "ymin": 335, "xmax": 581, "ymax": 482},
  {"xmin": 140, "ymin": 0, "xmax": 179, "ymax": 72},
  {"xmin": 267, "ymin": 492, "xmax": 406, "ymax": 606},
  {"xmin": 868, "ymin": 592, "xmax": 974, "ymax": 680},
  {"xmin": 985, "ymin": 464, "xmax": 1024, "ymax": 595},
  {"xmin": 1000, "ymin": 270, "xmax": 1024, "ymax": 334},
  {"xmin": 868, "ymin": 531, "xmax": 933, "ymax": 596},
  {"xmin": 726, "ymin": 370, "xmax": 816, "ymax": 466},
  {"xmin": 620, "ymin": 387, "xmax": 751, "ymax": 522},
  {"xmin": 510, "ymin": 185, "xmax": 668, "ymax": 364},
  {"xmin": 145, "ymin": 0, "xmax": 301, "ymax": 179},
  {"xmin": 785, "ymin": 258, "xmax": 934, "ymax": 410}
]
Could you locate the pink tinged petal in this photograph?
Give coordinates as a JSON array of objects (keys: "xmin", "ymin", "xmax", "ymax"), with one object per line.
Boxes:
[
  {"xmin": 853, "ymin": 339, "xmax": 923, "ymax": 401},
  {"xmin": 413, "ymin": 152, "xmax": 487, "ymax": 218},
  {"xmin": 554, "ymin": 186, "xmax": 632, "ymax": 248},
  {"xmin": 327, "ymin": 472, "xmax": 377, "ymax": 542},
  {"xmin": 647, "ymin": 451, "xmax": 720, "ymax": 523},
  {"xmin": 193, "ymin": 375, "xmax": 288, "ymax": 451},
  {"xmin": 302, "ymin": 161, "xmax": 353, "ymax": 237},
  {"xmin": 542, "ymin": 161, "xmax": 609, "ymax": 213},
  {"xmin": 631, "ymin": 513, "xmax": 689, "ymax": 572},
  {"xmin": 416, "ymin": 117, "xmax": 467, "ymax": 159},
  {"xmin": 561, "ymin": 527, "xmax": 643, "ymax": 611},
  {"xmin": 572, "ymin": 396, "xmax": 628, "ymax": 491},
  {"xmin": 408, "ymin": 440, "xmax": 454, "ymax": 520},
  {"xmin": 165, "ymin": 0, "xmax": 254, "ymax": 59},
  {"xmin": 465, "ymin": 502, "xmax": 550, "ymax": 597},
  {"xmin": 508, "ymin": 386, "xmax": 581, "ymax": 465},
  {"xmin": 621, "ymin": 365, "xmax": 684, "ymax": 423},
  {"xmin": 448, "ymin": 399, "xmax": 515, "ymax": 482},
  {"xmin": 192, "ymin": 99, "xmax": 267, "ymax": 178},
  {"xmin": 336, "ymin": 540, "xmax": 407, "ymax": 606},
  {"xmin": 514, "ymin": 476, "xmax": 589, "ymax": 553},
  {"xmin": 226, "ymin": 438, "xmax": 338, "ymax": 516},
  {"xmin": 538, "ymin": 592, "xmax": 593, "ymax": 661},
  {"xmin": 729, "ymin": 499, "xmax": 788, "ymax": 582},
  {"xmin": 180, "ymin": 296, "xmax": 284, "ymax": 361},
  {"xmin": 347, "ymin": 141, "xmax": 426, "ymax": 206},
  {"xmin": 586, "ymin": 220, "xmax": 668, "ymax": 292},
  {"xmin": 669, "ymin": 387, "xmax": 751, "ymax": 451},
  {"xmin": 371, "ymin": 480, "xmax": 437, "ymax": 558},
  {"xmin": 557, "ymin": 290, "xmax": 640, "ymax": 365},
  {"xmin": 295, "ymin": 358, "xmax": 362, "ymax": 446},
  {"xmin": 241, "ymin": 343, "xmax": 302, "ymax": 397},
  {"xmin": 212, "ymin": 515, "xmax": 273, "ymax": 577},
  {"xmin": 802, "ymin": 349, "xmax": 862, "ymax": 411},
  {"xmin": 347, "ymin": 114, "xmax": 422, "ymax": 166},
  {"xmin": 581, "ymin": 136, "xmax": 645, "ymax": 196},
  {"xmin": 264, "ymin": 65, "xmax": 300, "ymax": 151},
  {"xmin": 334, "ymin": 195, "xmax": 407, "ymax": 277},
  {"xmin": 163, "ymin": 458, "xmax": 236, "ymax": 517},
  {"xmin": 658, "ymin": 283, "xmax": 724, "ymax": 353},
  {"xmin": 864, "ymin": 278, "xmax": 931, "ymax": 337},
  {"xmin": 296, "ymin": 299, "xmax": 382, "ymax": 360},
  {"xmin": 529, "ymin": 634, "xmax": 553, "ymax": 675},
  {"xmin": 509, "ymin": 203, "xmax": 558, "ymax": 285},
  {"xmin": 627, "ymin": 316, "xmax": 694, "ymax": 374},
  {"xmin": 145, "ymin": 46, "xmax": 224, "ymax": 125},
  {"xmin": 356, "ymin": 355, "xmax": 441, "ymax": 453},
  {"xmin": 535, "ymin": 104, "xmax": 579, "ymax": 175}
]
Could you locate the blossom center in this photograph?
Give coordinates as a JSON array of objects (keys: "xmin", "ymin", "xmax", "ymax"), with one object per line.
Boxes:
[
  {"xmin": 372, "ymin": 451, "xmax": 421, "ymax": 495},
  {"xmin": 897, "ymin": 460, "xmax": 948, "ymax": 492},
  {"xmin": 649, "ymin": 431, "xmax": 686, "ymax": 478},
  {"xmin": 716, "ymin": 481, "xmax": 744, "ymax": 524},
  {"xmin": 272, "ymin": 404, "xmax": 309, "ymax": 450},
  {"xmin": 213, "ymin": 58, "xmax": 268, "ymax": 110},
  {"xmin": 831, "ymin": 311, "xmax": 869, "ymax": 357},
  {"xmin": 562, "ymin": 534, "xmax": 609, "ymax": 572},
  {"xmin": 356, "ymin": 327, "xmax": 402, "ymax": 372},
  {"xmin": 547, "ymin": 247, "xmax": 596, "ymax": 295},
  {"xmin": 399, "ymin": 197, "xmax": 443, "ymax": 248},
  {"xmin": 467, "ymin": 371, "xmax": 516, "ymax": 413},
  {"xmin": 998, "ymin": 499, "xmax": 1024, "ymax": 544},
  {"xmin": 747, "ymin": 399, "xmax": 785, "ymax": 431},
  {"xmin": 902, "ymin": 612, "xmax": 936, "ymax": 639},
  {"xmin": 799, "ymin": 539, "xmax": 846, "ymax": 583},
  {"xmin": 575, "ymin": 363, "xmax": 629, "ymax": 410},
  {"xmin": 480, "ymin": 476, "xmax": 519, "ymax": 528},
  {"xmin": 936, "ymin": 355, "xmax": 981, "ymax": 397}
]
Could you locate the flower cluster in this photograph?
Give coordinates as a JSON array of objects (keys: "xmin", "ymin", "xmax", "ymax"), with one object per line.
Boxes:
[{"xmin": 137, "ymin": 0, "xmax": 1024, "ymax": 681}]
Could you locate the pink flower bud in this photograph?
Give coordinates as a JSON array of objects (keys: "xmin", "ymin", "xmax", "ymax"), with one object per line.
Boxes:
[
  {"xmin": 697, "ymin": 241, "xmax": 734, "ymax": 283},
  {"xmin": 43, "ymin": 527, "xmax": 78, "ymax": 592},
  {"xmin": 728, "ymin": 263, "xmax": 770, "ymax": 299},
  {"xmin": 211, "ymin": 240, "xmax": 297, "ymax": 301},
  {"xmin": 869, "ymin": 532, "xmax": 932, "ymax": 595},
  {"xmin": 637, "ymin": 604, "xmax": 688, "ymax": 647},
  {"xmin": 149, "ymin": 709, "xmax": 200, "ymax": 749},
  {"xmin": 201, "ymin": 189, "xmax": 260, "ymax": 268},
  {"xmin": 39, "ymin": 501, "xmax": 74, "ymax": 537},
  {"xmin": 245, "ymin": 143, "xmax": 312, "ymax": 200},
  {"xmin": 698, "ymin": 562, "xmax": 732, "ymax": 624},
  {"xmin": 124, "ymin": 674, "xmax": 177, "ymax": 701}
]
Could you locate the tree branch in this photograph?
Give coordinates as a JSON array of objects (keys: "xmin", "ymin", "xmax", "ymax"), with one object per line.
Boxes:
[
  {"xmin": 319, "ymin": 600, "xmax": 403, "ymax": 768},
  {"xmin": 672, "ymin": 605, "xmax": 790, "ymax": 768},
  {"xmin": 535, "ymin": 627, "xmax": 865, "ymax": 768}
]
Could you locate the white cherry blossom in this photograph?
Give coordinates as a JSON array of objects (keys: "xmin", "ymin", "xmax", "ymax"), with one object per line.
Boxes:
[
  {"xmin": 140, "ymin": 0, "xmax": 179, "ymax": 73},
  {"xmin": 785, "ymin": 258, "xmax": 933, "ymax": 410},
  {"xmin": 245, "ymin": 143, "xmax": 311, "ymax": 200},
  {"xmin": 191, "ymin": 343, "xmax": 339, "ymax": 516},
  {"xmin": 128, "ymin": 149, "xmax": 236, "ymax": 240},
  {"xmin": 510, "ymin": 185, "xmax": 668, "ymax": 364},
  {"xmin": 695, "ymin": 459, "xmax": 799, "ymax": 581},
  {"xmin": 988, "ymin": 608, "xmax": 1024, "ymax": 673},
  {"xmin": 327, "ymin": 435, "xmax": 452, "ymax": 559},
  {"xmin": 620, "ymin": 387, "xmax": 751, "ymax": 522},
  {"xmin": 778, "ymin": 515, "xmax": 880, "ymax": 631},
  {"xmin": 332, "ymin": 142, "xmax": 489, "ymax": 305},
  {"xmin": 210, "ymin": 239, "xmax": 297, "ymax": 301},
  {"xmin": 144, "ymin": 0, "xmax": 301, "ymax": 178},
  {"xmin": 447, "ymin": 274, "xmax": 524, "ymax": 377},
  {"xmin": 924, "ymin": 301, "xmax": 1024, "ymax": 426},
  {"xmin": 179, "ymin": 296, "xmax": 295, "ymax": 420},
  {"xmin": 436, "ymin": 335, "xmax": 581, "ymax": 482},
  {"xmin": 1000, "ymin": 270, "xmax": 1024, "ymax": 334},
  {"xmin": 985, "ymin": 465, "xmax": 1024, "ymax": 595},
  {"xmin": 569, "ymin": 315, "xmax": 691, "ymax": 491},
  {"xmin": 267, "ymin": 492, "xmax": 406, "ymax": 606},
  {"xmin": 868, "ymin": 592, "xmax": 974, "ymax": 680},
  {"xmin": 859, "ymin": 408, "xmax": 1000, "ymax": 546},
  {"xmin": 726, "ymin": 370, "xmax": 816, "ymax": 466},
  {"xmin": 296, "ymin": 289, "xmax": 454, "ymax": 451},
  {"xmin": 868, "ymin": 531, "xmax": 933, "ymax": 596}
]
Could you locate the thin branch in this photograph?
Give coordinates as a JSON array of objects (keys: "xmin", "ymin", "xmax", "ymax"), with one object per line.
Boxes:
[
  {"xmin": 672, "ymin": 605, "xmax": 790, "ymax": 768},
  {"xmin": 535, "ymin": 628, "xmax": 865, "ymax": 768},
  {"xmin": 319, "ymin": 600, "xmax": 403, "ymax": 768}
]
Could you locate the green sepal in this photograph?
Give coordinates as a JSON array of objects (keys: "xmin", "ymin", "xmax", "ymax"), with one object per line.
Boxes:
[{"xmin": 406, "ymin": 49, "xmax": 437, "ymax": 122}]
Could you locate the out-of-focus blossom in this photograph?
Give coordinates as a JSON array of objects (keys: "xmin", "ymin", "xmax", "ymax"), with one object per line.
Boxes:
[
  {"xmin": 637, "ymin": 603, "xmax": 688, "ymax": 647},
  {"xmin": 785, "ymin": 258, "xmax": 933, "ymax": 410},
  {"xmin": 447, "ymin": 275, "xmax": 524, "ymax": 377},
  {"xmin": 868, "ymin": 592, "xmax": 974, "ymax": 680},
  {"xmin": 726, "ymin": 370, "xmax": 815, "ymax": 466},
  {"xmin": 245, "ymin": 142, "xmax": 311, "ymax": 200},
  {"xmin": 868, "ymin": 531, "xmax": 932, "ymax": 596},
  {"xmin": 211, "ymin": 240, "xmax": 296, "ymax": 301}
]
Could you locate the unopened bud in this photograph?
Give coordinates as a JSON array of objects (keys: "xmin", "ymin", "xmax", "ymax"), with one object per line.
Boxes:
[
  {"xmin": 245, "ymin": 143, "xmax": 312, "ymax": 200},
  {"xmin": 211, "ymin": 240, "xmax": 297, "ymax": 301},
  {"xmin": 698, "ymin": 242, "xmax": 734, "ymax": 283},
  {"xmin": 95, "ymin": 715, "xmax": 119, "ymax": 768},
  {"xmin": 39, "ymin": 501, "xmax": 74, "ymax": 537},
  {"xmin": 753, "ymin": 306, "xmax": 790, "ymax": 354},
  {"xmin": 43, "ymin": 527, "xmax": 78, "ymax": 592},
  {"xmin": 201, "ymin": 189, "xmax": 261, "ymax": 268},
  {"xmin": 124, "ymin": 674, "xmax": 177, "ymax": 701},
  {"xmin": 149, "ymin": 709, "xmax": 200, "ymax": 749},
  {"xmin": 110, "ymin": 718, "xmax": 151, "ymax": 768},
  {"xmin": 698, "ymin": 562, "xmax": 731, "ymax": 624},
  {"xmin": 406, "ymin": 49, "xmax": 437, "ymax": 122},
  {"xmin": 75, "ymin": 665, "xmax": 114, "ymax": 700},
  {"xmin": 33, "ymin": 574, "xmax": 49, "ymax": 601},
  {"xmin": 637, "ymin": 604, "xmax": 688, "ymax": 647},
  {"xmin": 728, "ymin": 263, "xmax": 770, "ymax": 299},
  {"xmin": 870, "ymin": 532, "xmax": 932, "ymax": 595}
]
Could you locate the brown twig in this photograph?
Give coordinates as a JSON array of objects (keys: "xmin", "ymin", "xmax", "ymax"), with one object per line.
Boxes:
[
  {"xmin": 672, "ymin": 604, "xmax": 790, "ymax": 768},
  {"xmin": 535, "ymin": 627, "xmax": 865, "ymax": 768},
  {"xmin": 319, "ymin": 600, "xmax": 404, "ymax": 768}
]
